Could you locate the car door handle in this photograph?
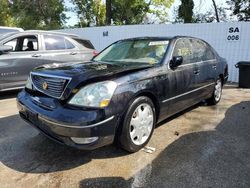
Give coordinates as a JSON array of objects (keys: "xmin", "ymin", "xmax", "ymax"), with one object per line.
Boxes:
[
  {"xmin": 32, "ymin": 54, "xmax": 41, "ymax": 58},
  {"xmin": 212, "ymin": 65, "xmax": 217, "ymax": 69},
  {"xmin": 194, "ymin": 70, "xmax": 200, "ymax": 75},
  {"xmin": 70, "ymin": 52, "xmax": 77, "ymax": 55}
]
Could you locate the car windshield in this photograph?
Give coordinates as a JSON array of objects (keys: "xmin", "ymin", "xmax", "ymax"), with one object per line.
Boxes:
[
  {"xmin": 94, "ymin": 39, "xmax": 169, "ymax": 65},
  {"xmin": 0, "ymin": 32, "xmax": 17, "ymax": 41}
]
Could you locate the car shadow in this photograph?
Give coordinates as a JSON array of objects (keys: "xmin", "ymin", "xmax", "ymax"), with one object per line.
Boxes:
[
  {"xmin": 0, "ymin": 100, "xmax": 203, "ymax": 174},
  {"xmin": 0, "ymin": 114, "xmax": 128, "ymax": 173},
  {"xmin": 78, "ymin": 101, "xmax": 250, "ymax": 188}
]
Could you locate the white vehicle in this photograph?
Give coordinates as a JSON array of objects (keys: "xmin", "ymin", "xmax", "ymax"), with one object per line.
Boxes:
[{"xmin": 0, "ymin": 26, "xmax": 24, "ymax": 35}]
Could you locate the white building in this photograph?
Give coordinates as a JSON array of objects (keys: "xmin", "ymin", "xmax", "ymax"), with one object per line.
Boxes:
[{"xmin": 60, "ymin": 22, "xmax": 250, "ymax": 82}]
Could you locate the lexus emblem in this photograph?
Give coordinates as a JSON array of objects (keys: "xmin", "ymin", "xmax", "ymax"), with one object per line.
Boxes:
[{"xmin": 42, "ymin": 82, "xmax": 48, "ymax": 90}]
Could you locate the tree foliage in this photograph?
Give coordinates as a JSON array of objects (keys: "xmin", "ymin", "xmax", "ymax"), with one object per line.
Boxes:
[
  {"xmin": 0, "ymin": 0, "xmax": 15, "ymax": 26},
  {"xmin": 72, "ymin": 0, "xmax": 175, "ymax": 26},
  {"xmin": 227, "ymin": 0, "xmax": 250, "ymax": 21},
  {"xmin": 0, "ymin": 0, "xmax": 66, "ymax": 29},
  {"xmin": 147, "ymin": 0, "xmax": 175, "ymax": 23},
  {"xmin": 111, "ymin": 0, "xmax": 149, "ymax": 25},
  {"xmin": 72, "ymin": 0, "xmax": 105, "ymax": 27},
  {"xmin": 10, "ymin": 0, "xmax": 67, "ymax": 30},
  {"xmin": 1, "ymin": 0, "xmax": 175, "ymax": 28},
  {"xmin": 178, "ymin": 0, "xmax": 194, "ymax": 23},
  {"xmin": 193, "ymin": 7, "xmax": 228, "ymax": 23}
]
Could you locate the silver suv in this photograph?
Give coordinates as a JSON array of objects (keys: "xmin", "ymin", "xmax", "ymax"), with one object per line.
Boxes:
[{"xmin": 0, "ymin": 30, "xmax": 96, "ymax": 91}]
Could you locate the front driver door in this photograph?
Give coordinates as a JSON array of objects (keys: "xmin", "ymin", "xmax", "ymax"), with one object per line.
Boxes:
[{"xmin": 160, "ymin": 38, "xmax": 198, "ymax": 120}]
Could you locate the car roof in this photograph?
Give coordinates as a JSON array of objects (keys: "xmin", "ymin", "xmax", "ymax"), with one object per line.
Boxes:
[
  {"xmin": 120, "ymin": 36, "xmax": 201, "ymax": 41},
  {"xmin": 0, "ymin": 26, "xmax": 24, "ymax": 32},
  {"xmin": 19, "ymin": 30, "xmax": 85, "ymax": 39}
]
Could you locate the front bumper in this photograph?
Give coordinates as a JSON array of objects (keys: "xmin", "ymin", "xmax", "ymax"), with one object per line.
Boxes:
[{"xmin": 17, "ymin": 90, "xmax": 118, "ymax": 150}]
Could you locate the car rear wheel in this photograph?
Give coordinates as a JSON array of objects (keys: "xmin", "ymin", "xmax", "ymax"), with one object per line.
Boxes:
[
  {"xmin": 118, "ymin": 96, "xmax": 156, "ymax": 153},
  {"xmin": 207, "ymin": 78, "xmax": 222, "ymax": 105}
]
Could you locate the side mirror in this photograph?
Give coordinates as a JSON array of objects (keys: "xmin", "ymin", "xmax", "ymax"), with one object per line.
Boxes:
[
  {"xmin": 0, "ymin": 45, "xmax": 13, "ymax": 55},
  {"xmin": 169, "ymin": 56, "xmax": 183, "ymax": 69}
]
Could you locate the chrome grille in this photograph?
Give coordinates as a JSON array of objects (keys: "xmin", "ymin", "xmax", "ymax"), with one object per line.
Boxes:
[{"xmin": 31, "ymin": 73, "xmax": 71, "ymax": 99}]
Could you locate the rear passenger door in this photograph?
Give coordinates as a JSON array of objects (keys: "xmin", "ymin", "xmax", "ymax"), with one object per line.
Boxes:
[{"xmin": 190, "ymin": 39, "xmax": 217, "ymax": 97}]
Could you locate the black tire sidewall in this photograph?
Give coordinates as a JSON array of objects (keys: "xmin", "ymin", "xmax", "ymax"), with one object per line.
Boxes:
[{"xmin": 119, "ymin": 96, "xmax": 156, "ymax": 152}]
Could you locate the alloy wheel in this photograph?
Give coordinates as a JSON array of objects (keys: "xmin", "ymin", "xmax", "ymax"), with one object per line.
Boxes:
[{"xmin": 129, "ymin": 103, "xmax": 154, "ymax": 145}]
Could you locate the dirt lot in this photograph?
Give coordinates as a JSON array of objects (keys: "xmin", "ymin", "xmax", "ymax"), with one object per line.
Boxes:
[{"xmin": 0, "ymin": 85, "xmax": 249, "ymax": 188}]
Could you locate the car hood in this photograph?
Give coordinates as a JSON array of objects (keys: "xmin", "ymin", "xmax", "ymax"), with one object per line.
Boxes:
[
  {"xmin": 33, "ymin": 61, "xmax": 154, "ymax": 99},
  {"xmin": 34, "ymin": 61, "xmax": 153, "ymax": 80}
]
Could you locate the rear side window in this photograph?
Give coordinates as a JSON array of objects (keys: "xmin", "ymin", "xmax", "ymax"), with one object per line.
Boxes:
[
  {"xmin": 73, "ymin": 38, "xmax": 94, "ymax": 49},
  {"xmin": 191, "ymin": 39, "xmax": 215, "ymax": 62},
  {"xmin": 65, "ymin": 39, "xmax": 75, "ymax": 49},
  {"xmin": 44, "ymin": 35, "xmax": 75, "ymax": 50}
]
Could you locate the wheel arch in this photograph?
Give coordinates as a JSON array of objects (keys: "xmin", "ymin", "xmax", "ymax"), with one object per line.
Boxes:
[
  {"xmin": 219, "ymin": 74, "xmax": 224, "ymax": 85},
  {"xmin": 131, "ymin": 90, "xmax": 160, "ymax": 123},
  {"xmin": 114, "ymin": 90, "xmax": 160, "ymax": 139}
]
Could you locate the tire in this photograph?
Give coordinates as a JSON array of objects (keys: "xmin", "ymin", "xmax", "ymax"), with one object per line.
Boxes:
[
  {"xmin": 206, "ymin": 78, "xmax": 223, "ymax": 105},
  {"xmin": 118, "ymin": 96, "xmax": 156, "ymax": 153}
]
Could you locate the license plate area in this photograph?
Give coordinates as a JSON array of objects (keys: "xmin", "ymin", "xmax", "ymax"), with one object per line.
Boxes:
[{"xmin": 27, "ymin": 109, "xmax": 38, "ymax": 123}]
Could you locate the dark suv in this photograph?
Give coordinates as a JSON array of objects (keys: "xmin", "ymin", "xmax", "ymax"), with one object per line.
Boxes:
[{"xmin": 0, "ymin": 30, "xmax": 96, "ymax": 91}]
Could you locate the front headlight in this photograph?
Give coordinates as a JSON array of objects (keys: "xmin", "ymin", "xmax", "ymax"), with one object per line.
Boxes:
[
  {"xmin": 25, "ymin": 75, "xmax": 33, "ymax": 90},
  {"xmin": 68, "ymin": 81, "xmax": 117, "ymax": 108}
]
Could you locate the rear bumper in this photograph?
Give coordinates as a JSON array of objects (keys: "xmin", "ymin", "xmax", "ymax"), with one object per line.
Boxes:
[{"xmin": 17, "ymin": 90, "xmax": 119, "ymax": 150}]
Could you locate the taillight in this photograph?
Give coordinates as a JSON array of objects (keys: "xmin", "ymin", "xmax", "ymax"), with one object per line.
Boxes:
[{"xmin": 93, "ymin": 51, "xmax": 99, "ymax": 56}]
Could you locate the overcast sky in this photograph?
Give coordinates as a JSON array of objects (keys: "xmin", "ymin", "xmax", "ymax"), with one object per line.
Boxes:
[{"xmin": 65, "ymin": 0, "xmax": 228, "ymax": 26}]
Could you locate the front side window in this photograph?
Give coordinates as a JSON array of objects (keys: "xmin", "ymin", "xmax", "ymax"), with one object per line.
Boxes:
[
  {"xmin": 172, "ymin": 38, "xmax": 193, "ymax": 65},
  {"xmin": 4, "ymin": 35, "xmax": 38, "ymax": 52},
  {"xmin": 94, "ymin": 39, "xmax": 169, "ymax": 65},
  {"xmin": 4, "ymin": 38, "xmax": 17, "ymax": 51},
  {"xmin": 44, "ymin": 35, "xmax": 75, "ymax": 50}
]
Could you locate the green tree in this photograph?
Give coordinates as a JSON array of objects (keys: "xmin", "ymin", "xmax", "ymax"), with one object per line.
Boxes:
[
  {"xmin": 227, "ymin": 0, "xmax": 250, "ymax": 21},
  {"xmin": 178, "ymin": 0, "xmax": 194, "ymax": 23},
  {"xmin": 112, "ymin": 0, "xmax": 175, "ymax": 25},
  {"xmin": 72, "ymin": 0, "xmax": 106, "ymax": 27},
  {"xmin": 72, "ymin": 0, "xmax": 175, "ymax": 27},
  {"xmin": 106, "ymin": 0, "xmax": 111, "ymax": 25},
  {"xmin": 0, "ymin": 0, "xmax": 15, "ymax": 26},
  {"xmin": 193, "ymin": 7, "xmax": 228, "ymax": 23},
  {"xmin": 112, "ymin": 0, "xmax": 149, "ymax": 25},
  {"xmin": 148, "ymin": 0, "xmax": 175, "ymax": 23},
  {"xmin": 11, "ymin": 0, "xmax": 67, "ymax": 30}
]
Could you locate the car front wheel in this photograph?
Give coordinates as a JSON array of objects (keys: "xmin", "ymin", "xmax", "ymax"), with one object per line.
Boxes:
[{"xmin": 118, "ymin": 96, "xmax": 156, "ymax": 153}]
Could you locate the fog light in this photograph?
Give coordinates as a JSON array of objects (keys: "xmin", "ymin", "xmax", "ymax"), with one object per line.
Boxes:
[{"xmin": 71, "ymin": 137, "xmax": 98, "ymax": 144}]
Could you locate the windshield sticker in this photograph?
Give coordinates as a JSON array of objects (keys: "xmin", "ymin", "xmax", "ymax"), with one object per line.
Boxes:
[{"xmin": 149, "ymin": 41, "xmax": 169, "ymax": 46}]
